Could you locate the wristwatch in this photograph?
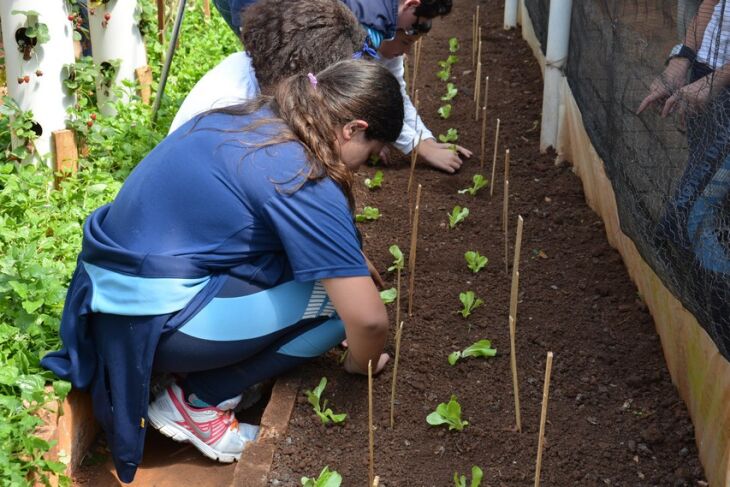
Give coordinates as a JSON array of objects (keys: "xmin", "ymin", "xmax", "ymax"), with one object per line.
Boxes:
[{"xmin": 666, "ymin": 43, "xmax": 696, "ymax": 65}]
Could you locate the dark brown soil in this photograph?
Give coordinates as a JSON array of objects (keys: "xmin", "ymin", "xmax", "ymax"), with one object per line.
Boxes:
[{"xmin": 268, "ymin": 1, "xmax": 707, "ymax": 486}]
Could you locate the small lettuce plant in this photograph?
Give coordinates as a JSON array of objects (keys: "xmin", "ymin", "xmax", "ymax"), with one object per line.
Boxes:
[
  {"xmin": 304, "ymin": 378, "xmax": 346, "ymax": 425},
  {"xmin": 449, "ymin": 37, "xmax": 460, "ymax": 53},
  {"xmin": 464, "ymin": 251, "xmax": 488, "ymax": 273},
  {"xmin": 448, "ymin": 340, "xmax": 497, "ymax": 365},
  {"xmin": 454, "ymin": 466, "xmax": 483, "ymax": 487},
  {"xmin": 364, "ymin": 170, "xmax": 383, "ymax": 190},
  {"xmin": 458, "ymin": 291, "xmax": 483, "ymax": 318},
  {"xmin": 355, "ymin": 206, "xmax": 381, "ymax": 222},
  {"xmin": 301, "ymin": 466, "xmax": 342, "ymax": 487},
  {"xmin": 448, "ymin": 206, "xmax": 469, "ymax": 229},
  {"xmin": 380, "ymin": 288, "xmax": 397, "ymax": 304},
  {"xmin": 458, "ymin": 174, "xmax": 488, "ymax": 196},
  {"xmin": 441, "ymin": 82, "xmax": 458, "ymax": 101},
  {"xmin": 426, "ymin": 395, "xmax": 468, "ymax": 431},
  {"xmin": 438, "ymin": 104, "xmax": 452, "ymax": 119},
  {"xmin": 388, "ymin": 244, "xmax": 404, "ymax": 272}
]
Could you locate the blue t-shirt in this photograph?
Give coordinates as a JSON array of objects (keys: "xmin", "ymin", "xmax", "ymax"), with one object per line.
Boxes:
[{"xmin": 99, "ymin": 109, "xmax": 368, "ymax": 290}]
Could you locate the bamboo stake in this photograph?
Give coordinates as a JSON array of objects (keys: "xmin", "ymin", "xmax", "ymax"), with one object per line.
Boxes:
[
  {"xmin": 479, "ymin": 106, "xmax": 487, "ymax": 170},
  {"xmin": 408, "ymin": 184, "xmax": 422, "ymax": 317},
  {"xmin": 373, "ymin": 476, "xmax": 380, "ymax": 487},
  {"xmin": 534, "ymin": 352, "xmax": 554, "ymax": 487},
  {"xmin": 368, "ymin": 359, "xmax": 374, "ymax": 487},
  {"xmin": 390, "ymin": 321, "xmax": 404, "ymax": 428},
  {"xmin": 489, "ymin": 118, "xmax": 501, "ymax": 197},
  {"xmin": 407, "ymin": 131, "xmax": 423, "ymax": 212},
  {"xmin": 474, "ymin": 61, "xmax": 482, "ymax": 121},
  {"xmin": 472, "ymin": 14, "xmax": 477, "ymax": 67},
  {"xmin": 474, "ymin": 6, "xmax": 480, "ymax": 68},
  {"xmin": 509, "ymin": 315, "xmax": 521, "ymax": 432},
  {"xmin": 411, "ymin": 40, "xmax": 422, "ymax": 99},
  {"xmin": 503, "ymin": 179, "xmax": 509, "ymax": 274},
  {"xmin": 510, "ymin": 216, "xmax": 524, "ymax": 320},
  {"xmin": 202, "ymin": 0, "xmax": 210, "ymax": 18},
  {"xmin": 395, "ymin": 268, "xmax": 401, "ymax": 341},
  {"xmin": 156, "ymin": 0, "xmax": 165, "ymax": 44},
  {"xmin": 504, "ymin": 148, "xmax": 511, "ymax": 187},
  {"xmin": 483, "ymin": 74, "xmax": 490, "ymax": 110}
]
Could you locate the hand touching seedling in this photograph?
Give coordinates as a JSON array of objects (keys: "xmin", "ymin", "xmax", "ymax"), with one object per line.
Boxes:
[
  {"xmin": 438, "ymin": 128, "xmax": 459, "ymax": 152},
  {"xmin": 464, "ymin": 251, "xmax": 488, "ymax": 273},
  {"xmin": 426, "ymin": 395, "xmax": 468, "ymax": 431},
  {"xmin": 448, "ymin": 339, "xmax": 497, "ymax": 365},
  {"xmin": 458, "ymin": 290, "xmax": 483, "ymax": 318},
  {"xmin": 448, "ymin": 206, "xmax": 469, "ymax": 228},
  {"xmin": 355, "ymin": 206, "xmax": 381, "ymax": 222},
  {"xmin": 364, "ymin": 170, "xmax": 383, "ymax": 190},
  {"xmin": 453, "ymin": 466, "xmax": 483, "ymax": 487},
  {"xmin": 301, "ymin": 466, "xmax": 342, "ymax": 487},
  {"xmin": 458, "ymin": 175, "xmax": 488, "ymax": 196},
  {"xmin": 304, "ymin": 377, "xmax": 347, "ymax": 425}
]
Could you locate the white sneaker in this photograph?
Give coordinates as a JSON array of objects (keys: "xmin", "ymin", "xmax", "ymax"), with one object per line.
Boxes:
[{"xmin": 147, "ymin": 382, "xmax": 258, "ymax": 463}]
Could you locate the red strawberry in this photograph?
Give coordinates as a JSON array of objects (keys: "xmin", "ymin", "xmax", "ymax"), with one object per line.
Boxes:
[
  {"xmin": 87, "ymin": 120, "xmax": 94, "ymax": 127},
  {"xmin": 35, "ymin": 69, "xmax": 43, "ymax": 77},
  {"xmin": 104, "ymin": 12, "xmax": 111, "ymax": 21},
  {"xmin": 90, "ymin": 113, "xmax": 97, "ymax": 120},
  {"xmin": 68, "ymin": 14, "xmax": 76, "ymax": 21},
  {"xmin": 23, "ymin": 75, "xmax": 30, "ymax": 83}
]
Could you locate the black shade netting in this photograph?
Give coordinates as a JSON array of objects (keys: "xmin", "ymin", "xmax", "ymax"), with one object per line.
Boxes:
[{"xmin": 525, "ymin": 0, "xmax": 730, "ymax": 359}]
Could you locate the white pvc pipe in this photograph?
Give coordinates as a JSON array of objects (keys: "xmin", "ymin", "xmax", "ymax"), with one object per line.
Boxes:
[
  {"xmin": 504, "ymin": 0, "xmax": 519, "ymax": 30},
  {"xmin": 88, "ymin": 1, "xmax": 147, "ymax": 116},
  {"xmin": 539, "ymin": 0, "xmax": 572, "ymax": 152},
  {"xmin": 1, "ymin": 1, "xmax": 76, "ymax": 164}
]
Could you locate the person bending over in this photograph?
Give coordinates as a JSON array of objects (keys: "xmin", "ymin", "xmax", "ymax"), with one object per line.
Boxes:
[{"xmin": 42, "ymin": 59, "xmax": 403, "ymax": 483}]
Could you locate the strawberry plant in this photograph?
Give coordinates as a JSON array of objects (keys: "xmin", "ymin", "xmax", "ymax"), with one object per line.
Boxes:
[
  {"xmin": 380, "ymin": 288, "xmax": 397, "ymax": 304},
  {"xmin": 458, "ymin": 175, "xmax": 488, "ymax": 196},
  {"xmin": 301, "ymin": 466, "xmax": 342, "ymax": 487},
  {"xmin": 426, "ymin": 395, "xmax": 468, "ymax": 431},
  {"xmin": 438, "ymin": 104, "xmax": 452, "ymax": 119},
  {"xmin": 458, "ymin": 291, "xmax": 483, "ymax": 318},
  {"xmin": 364, "ymin": 170, "xmax": 383, "ymax": 190},
  {"xmin": 304, "ymin": 377, "xmax": 347, "ymax": 425},
  {"xmin": 454, "ymin": 466, "xmax": 483, "ymax": 487},
  {"xmin": 448, "ymin": 206, "xmax": 469, "ymax": 229},
  {"xmin": 464, "ymin": 251, "xmax": 488, "ymax": 273},
  {"xmin": 355, "ymin": 206, "xmax": 381, "ymax": 222},
  {"xmin": 12, "ymin": 10, "xmax": 50, "ymax": 61},
  {"xmin": 388, "ymin": 245, "xmax": 404, "ymax": 272},
  {"xmin": 448, "ymin": 339, "xmax": 497, "ymax": 365},
  {"xmin": 0, "ymin": 97, "xmax": 41, "ymax": 163},
  {"xmin": 441, "ymin": 82, "xmax": 458, "ymax": 101}
]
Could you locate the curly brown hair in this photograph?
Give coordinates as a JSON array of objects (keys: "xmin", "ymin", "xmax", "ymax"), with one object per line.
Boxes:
[{"xmin": 241, "ymin": 0, "xmax": 367, "ymax": 89}]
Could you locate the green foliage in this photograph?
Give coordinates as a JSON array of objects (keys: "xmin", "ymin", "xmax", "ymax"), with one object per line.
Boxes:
[
  {"xmin": 449, "ymin": 37, "xmax": 460, "ymax": 53},
  {"xmin": 464, "ymin": 251, "xmax": 488, "ymax": 273},
  {"xmin": 355, "ymin": 206, "xmax": 381, "ymax": 222},
  {"xmin": 448, "ymin": 340, "xmax": 497, "ymax": 365},
  {"xmin": 387, "ymin": 245, "xmax": 404, "ymax": 272},
  {"xmin": 0, "ymin": 97, "xmax": 40, "ymax": 163},
  {"xmin": 368, "ymin": 153, "xmax": 381, "ymax": 166},
  {"xmin": 446, "ymin": 54, "xmax": 459, "ymax": 65},
  {"xmin": 458, "ymin": 174, "xmax": 488, "ymax": 196},
  {"xmin": 380, "ymin": 288, "xmax": 397, "ymax": 304},
  {"xmin": 12, "ymin": 10, "xmax": 50, "ymax": 46},
  {"xmin": 426, "ymin": 395, "xmax": 468, "ymax": 431},
  {"xmin": 438, "ymin": 104, "xmax": 452, "ymax": 119},
  {"xmin": 304, "ymin": 378, "xmax": 347, "ymax": 425},
  {"xmin": 364, "ymin": 170, "xmax": 383, "ymax": 190},
  {"xmin": 454, "ymin": 466, "xmax": 483, "ymax": 487},
  {"xmin": 441, "ymin": 83, "xmax": 458, "ymax": 101},
  {"xmin": 458, "ymin": 291, "xmax": 483, "ymax": 318},
  {"xmin": 438, "ymin": 128, "xmax": 459, "ymax": 144},
  {"xmin": 448, "ymin": 206, "xmax": 469, "ymax": 229},
  {"xmin": 301, "ymin": 466, "xmax": 343, "ymax": 487}
]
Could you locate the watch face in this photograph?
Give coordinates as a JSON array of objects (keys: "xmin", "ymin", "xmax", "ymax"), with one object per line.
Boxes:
[{"xmin": 670, "ymin": 44, "xmax": 682, "ymax": 57}]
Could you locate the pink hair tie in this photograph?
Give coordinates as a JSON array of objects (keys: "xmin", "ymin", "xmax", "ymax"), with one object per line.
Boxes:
[{"xmin": 307, "ymin": 72, "xmax": 318, "ymax": 89}]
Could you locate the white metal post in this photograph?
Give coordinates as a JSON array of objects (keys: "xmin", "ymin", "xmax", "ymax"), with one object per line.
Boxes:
[
  {"xmin": 504, "ymin": 0, "xmax": 519, "ymax": 29},
  {"xmin": 539, "ymin": 0, "xmax": 572, "ymax": 152},
  {"xmin": 1, "ymin": 1, "xmax": 76, "ymax": 164},
  {"xmin": 88, "ymin": 1, "xmax": 148, "ymax": 116}
]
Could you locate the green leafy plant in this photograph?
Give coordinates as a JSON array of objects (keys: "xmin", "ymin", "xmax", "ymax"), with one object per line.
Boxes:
[
  {"xmin": 355, "ymin": 206, "xmax": 381, "ymax": 222},
  {"xmin": 458, "ymin": 174, "xmax": 488, "ymax": 196},
  {"xmin": 449, "ymin": 37, "xmax": 460, "ymax": 53},
  {"xmin": 446, "ymin": 54, "xmax": 459, "ymax": 65},
  {"xmin": 436, "ymin": 60, "xmax": 451, "ymax": 81},
  {"xmin": 441, "ymin": 82, "xmax": 458, "ymax": 101},
  {"xmin": 426, "ymin": 395, "xmax": 468, "ymax": 431},
  {"xmin": 438, "ymin": 128, "xmax": 459, "ymax": 152},
  {"xmin": 458, "ymin": 291, "xmax": 483, "ymax": 318},
  {"xmin": 380, "ymin": 288, "xmax": 397, "ymax": 304},
  {"xmin": 454, "ymin": 466, "xmax": 483, "ymax": 487},
  {"xmin": 0, "ymin": 97, "xmax": 41, "ymax": 163},
  {"xmin": 368, "ymin": 153, "xmax": 381, "ymax": 166},
  {"xmin": 438, "ymin": 104, "xmax": 452, "ymax": 119},
  {"xmin": 12, "ymin": 10, "xmax": 50, "ymax": 61},
  {"xmin": 448, "ymin": 206, "xmax": 469, "ymax": 229},
  {"xmin": 464, "ymin": 251, "xmax": 488, "ymax": 273},
  {"xmin": 388, "ymin": 245, "xmax": 404, "ymax": 272},
  {"xmin": 448, "ymin": 340, "xmax": 497, "ymax": 365},
  {"xmin": 301, "ymin": 466, "xmax": 342, "ymax": 487},
  {"xmin": 364, "ymin": 170, "xmax": 383, "ymax": 190},
  {"xmin": 304, "ymin": 377, "xmax": 347, "ymax": 425}
]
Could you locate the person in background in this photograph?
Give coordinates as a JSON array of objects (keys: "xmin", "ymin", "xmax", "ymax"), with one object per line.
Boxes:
[{"xmin": 41, "ymin": 60, "xmax": 403, "ymax": 482}]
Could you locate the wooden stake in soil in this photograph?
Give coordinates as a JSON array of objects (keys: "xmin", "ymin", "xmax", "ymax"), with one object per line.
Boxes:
[
  {"xmin": 509, "ymin": 314, "xmax": 522, "ymax": 432},
  {"xmin": 474, "ymin": 38, "xmax": 483, "ymax": 103},
  {"xmin": 52, "ymin": 130, "xmax": 78, "ymax": 188},
  {"xmin": 534, "ymin": 352, "xmax": 554, "ymax": 487},
  {"xmin": 504, "ymin": 148, "xmax": 511, "ymax": 188},
  {"xmin": 135, "ymin": 66, "xmax": 153, "ymax": 105},
  {"xmin": 490, "ymin": 118, "xmax": 501, "ymax": 197},
  {"xmin": 503, "ymin": 179, "xmax": 509, "ymax": 274},
  {"xmin": 395, "ymin": 268, "xmax": 402, "ymax": 341},
  {"xmin": 407, "ymin": 131, "xmax": 423, "ymax": 207},
  {"xmin": 202, "ymin": 0, "xmax": 211, "ymax": 18},
  {"xmin": 368, "ymin": 359, "xmax": 375, "ymax": 487},
  {"xmin": 156, "ymin": 0, "xmax": 165, "ymax": 44},
  {"xmin": 474, "ymin": 60, "xmax": 482, "ymax": 121},
  {"xmin": 390, "ymin": 321, "xmax": 404, "ymax": 428},
  {"xmin": 479, "ymin": 106, "xmax": 487, "ymax": 170},
  {"xmin": 473, "ymin": 6, "xmax": 480, "ymax": 67},
  {"xmin": 510, "ymin": 216, "xmax": 524, "ymax": 320},
  {"xmin": 483, "ymin": 74, "xmax": 490, "ymax": 111},
  {"xmin": 472, "ymin": 14, "xmax": 477, "ymax": 67},
  {"xmin": 411, "ymin": 39, "xmax": 422, "ymax": 99},
  {"xmin": 373, "ymin": 476, "xmax": 380, "ymax": 487},
  {"xmin": 408, "ymin": 184, "xmax": 423, "ymax": 317}
]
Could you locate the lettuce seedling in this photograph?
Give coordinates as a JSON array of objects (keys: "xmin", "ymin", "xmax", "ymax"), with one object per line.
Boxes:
[
  {"xmin": 364, "ymin": 170, "xmax": 383, "ymax": 190},
  {"xmin": 446, "ymin": 54, "xmax": 459, "ymax": 65},
  {"xmin": 449, "ymin": 37, "xmax": 460, "ymax": 53},
  {"xmin": 426, "ymin": 395, "xmax": 468, "ymax": 431},
  {"xmin": 437, "ymin": 60, "xmax": 451, "ymax": 81},
  {"xmin": 448, "ymin": 339, "xmax": 497, "ymax": 365},
  {"xmin": 458, "ymin": 290, "xmax": 483, "ymax": 318},
  {"xmin": 458, "ymin": 174, "xmax": 488, "ymax": 196},
  {"xmin": 368, "ymin": 153, "xmax": 381, "ymax": 165},
  {"xmin": 441, "ymin": 82, "xmax": 458, "ymax": 101},
  {"xmin": 388, "ymin": 244, "xmax": 404, "ymax": 272},
  {"xmin": 438, "ymin": 104, "xmax": 452, "ymax": 119},
  {"xmin": 301, "ymin": 466, "xmax": 342, "ymax": 487},
  {"xmin": 380, "ymin": 287, "xmax": 397, "ymax": 304},
  {"xmin": 438, "ymin": 128, "xmax": 459, "ymax": 152},
  {"xmin": 453, "ymin": 466, "xmax": 483, "ymax": 487},
  {"xmin": 355, "ymin": 206, "xmax": 381, "ymax": 222},
  {"xmin": 464, "ymin": 251, "xmax": 488, "ymax": 273},
  {"xmin": 448, "ymin": 206, "xmax": 469, "ymax": 229},
  {"xmin": 304, "ymin": 377, "xmax": 347, "ymax": 425}
]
